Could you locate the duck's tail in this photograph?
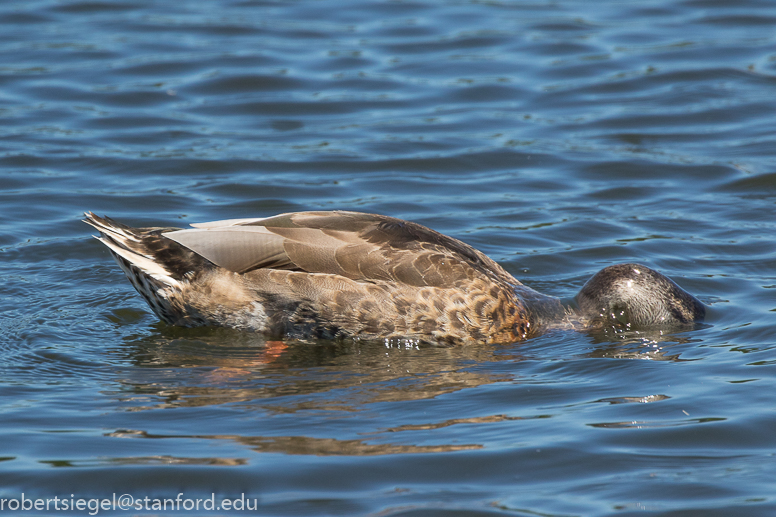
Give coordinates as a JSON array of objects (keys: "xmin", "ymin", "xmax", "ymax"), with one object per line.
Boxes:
[
  {"xmin": 83, "ymin": 212, "xmax": 182, "ymax": 291},
  {"xmin": 83, "ymin": 213, "xmax": 200, "ymax": 326}
]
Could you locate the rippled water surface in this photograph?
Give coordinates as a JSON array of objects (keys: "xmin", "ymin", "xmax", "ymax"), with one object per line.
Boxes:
[{"xmin": 2, "ymin": 0, "xmax": 776, "ymax": 515}]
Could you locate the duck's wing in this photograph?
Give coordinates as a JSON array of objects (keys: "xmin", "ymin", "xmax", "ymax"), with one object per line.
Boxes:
[{"xmin": 163, "ymin": 211, "xmax": 519, "ymax": 288}]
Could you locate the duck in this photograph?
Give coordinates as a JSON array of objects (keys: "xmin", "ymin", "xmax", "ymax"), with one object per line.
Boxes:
[{"xmin": 84, "ymin": 210, "xmax": 705, "ymax": 344}]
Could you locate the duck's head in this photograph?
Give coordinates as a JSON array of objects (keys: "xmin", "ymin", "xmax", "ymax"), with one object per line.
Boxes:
[{"xmin": 574, "ymin": 263, "xmax": 706, "ymax": 329}]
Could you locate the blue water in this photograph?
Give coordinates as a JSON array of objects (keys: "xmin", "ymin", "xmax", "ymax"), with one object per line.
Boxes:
[{"xmin": 1, "ymin": 0, "xmax": 775, "ymax": 515}]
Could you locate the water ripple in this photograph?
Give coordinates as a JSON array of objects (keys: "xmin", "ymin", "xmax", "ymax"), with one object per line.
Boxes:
[{"xmin": 1, "ymin": 0, "xmax": 776, "ymax": 514}]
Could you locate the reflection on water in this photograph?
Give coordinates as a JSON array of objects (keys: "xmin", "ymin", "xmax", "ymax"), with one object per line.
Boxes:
[
  {"xmin": 582, "ymin": 329, "xmax": 703, "ymax": 361},
  {"xmin": 110, "ymin": 323, "xmax": 699, "ymax": 414},
  {"xmin": 112, "ymin": 330, "xmax": 517, "ymax": 412},
  {"xmin": 88, "ymin": 324, "xmax": 711, "ymax": 463},
  {"xmin": 107, "ymin": 429, "xmax": 481, "ymax": 456},
  {"xmin": 41, "ymin": 455, "xmax": 248, "ymax": 468}
]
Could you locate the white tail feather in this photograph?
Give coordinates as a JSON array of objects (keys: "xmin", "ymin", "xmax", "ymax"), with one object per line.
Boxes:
[{"xmin": 95, "ymin": 236, "xmax": 181, "ymax": 288}]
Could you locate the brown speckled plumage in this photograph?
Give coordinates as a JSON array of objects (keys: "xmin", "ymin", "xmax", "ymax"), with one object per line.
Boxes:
[
  {"xmin": 84, "ymin": 210, "xmax": 705, "ymax": 344},
  {"xmin": 84, "ymin": 211, "xmax": 561, "ymax": 344}
]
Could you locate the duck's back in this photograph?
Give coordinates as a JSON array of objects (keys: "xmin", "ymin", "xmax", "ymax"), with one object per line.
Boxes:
[{"xmin": 164, "ymin": 211, "xmax": 516, "ymax": 287}]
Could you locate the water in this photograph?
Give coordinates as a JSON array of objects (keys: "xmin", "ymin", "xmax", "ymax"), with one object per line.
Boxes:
[{"xmin": 1, "ymin": 0, "xmax": 775, "ymax": 515}]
